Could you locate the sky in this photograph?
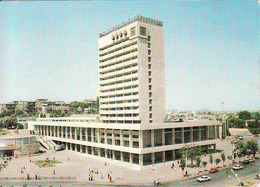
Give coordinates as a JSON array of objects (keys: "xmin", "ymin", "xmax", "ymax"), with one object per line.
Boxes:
[{"xmin": 0, "ymin": 0, "xmax": 259, "ymax": 111}]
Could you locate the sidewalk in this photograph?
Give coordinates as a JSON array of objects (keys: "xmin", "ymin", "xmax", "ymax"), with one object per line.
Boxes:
[{"xmin": 0, "ymin": 139, "xmax": 236, "ymax": 185}]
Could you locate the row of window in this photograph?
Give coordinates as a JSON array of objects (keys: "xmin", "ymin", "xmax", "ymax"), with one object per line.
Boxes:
[
  {"xmin": 99, "ymin": 41, "xmax": 137, "ymax": 57},
  {"xmin": 101, "ymin": 106, "xmax": 139, "ymax": 111},
  {"xmin": 100, "ymin": 64, "xmax": 138, "ymax": 81},
  {"xmin": 100, "ymin": 72, "xmax": 138, "ymax": 86},
  {"xmin": 99, "ymin": 48, "xmax": 137, "ymax": 63}
]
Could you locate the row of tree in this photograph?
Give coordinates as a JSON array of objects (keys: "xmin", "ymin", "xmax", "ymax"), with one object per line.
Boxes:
[{"xmin": 178, "ymin": 140, "xmax": 259, "ymax": 171}]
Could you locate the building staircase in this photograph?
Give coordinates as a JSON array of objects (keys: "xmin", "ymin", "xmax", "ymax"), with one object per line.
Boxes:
[{"xmin": 37, "ymin": 136, "xmax": 58, "ymax": 150}]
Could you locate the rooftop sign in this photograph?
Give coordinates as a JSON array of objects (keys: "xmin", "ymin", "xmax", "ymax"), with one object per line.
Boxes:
[{"xmin": 99, "ymin": 15, "xmax": 163, "ymax": 37}]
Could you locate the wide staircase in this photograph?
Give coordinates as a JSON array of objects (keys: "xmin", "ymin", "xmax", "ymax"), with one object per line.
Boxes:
[{"xmin": 37, "ymin": 136, "xmax": 58, "ymax": 151}]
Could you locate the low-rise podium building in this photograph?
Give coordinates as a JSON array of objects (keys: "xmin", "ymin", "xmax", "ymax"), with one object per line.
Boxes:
[{"xmin": 28, "ymin": 15, "xmax": 220, "ymax": 168}]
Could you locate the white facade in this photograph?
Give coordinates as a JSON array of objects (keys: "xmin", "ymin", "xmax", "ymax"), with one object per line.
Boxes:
[
  {"xmin": 99, "ymin": 15, "xmax": 165, "ymax": 128},
  {"xmin": 28, "ymin": 16, "xmax": 220, "ymax": 169}
]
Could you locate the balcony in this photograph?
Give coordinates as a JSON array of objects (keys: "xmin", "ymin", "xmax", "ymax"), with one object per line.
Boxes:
[
  {"xmin": 99, "ymin": 87, "xmax": 139, "ymax": 97},
  {"xmin": 99, "ymin": 51, "xmax": 138, "ymax": 68},
  {"xmin": 99, "ymin": 66, "xmax": 138, "ymax": 79},
  {"xmin": 100, "ymin": 102, "xmax": 139, "ymax": 109},
  {"xmin": 100, "ymin": 80, "xmax": 139, "ymax": 91},
  {"xmin": 100, "ymin": 72, "xmax": 138, "ymax": 85}
]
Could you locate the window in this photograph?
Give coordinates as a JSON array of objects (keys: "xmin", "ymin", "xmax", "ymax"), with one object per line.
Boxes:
[
  {"xmin": 131, "ymin": 27, "xmax": 136, "ymax": 37},
  {"xmin": 148, "ymin": 71, "xmax": 151, "ymax": 76},
  {"xmin": 148, "ymin": 57, "xmax": 151, "ymax": 62},
  {"xmin": 148, "ymin": 50, "xmax": 151, "ymax": 55},
  {"xmin": 149, "ymin": 114, "xmax": 152, "ymax": 118},
  {"xmin": 149, "ymin": 78, "xmax": 152, "ymax": 83},
  {"xmin": 149, "ymin": 85, "xmax": 152, "ymax": 90},
  {"xmin": 149, "ymin": 99, "xmax": 152, "ymax": 104},
  {"xmin": 149, "ymin": 106, "xmax": 152, "ymax": 111},
  {"xmin": 148, "ymin": 35, "xmax": 151, "ymax": 41},
  {"xmin": 140, "ymin": 27, "xmax": 146, "ymax": 36},
  {"xmin": 149, "ymin": 92, "xmax": 152, "ymax": 97},
  {"xmin": 148, "ymin": 64, "xmax": 151, "ymax": 69},
  {"xmin": 148, "ymin": 43, "xmax": 151, "ymax": 48},
  {"xmin": 149, "ymin": 120, "xmax": 153, "ymax": 123}
]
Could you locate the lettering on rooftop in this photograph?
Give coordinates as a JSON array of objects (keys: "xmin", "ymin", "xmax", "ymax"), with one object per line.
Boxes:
[{"xmin": 99, "ymin": 15, "xmax": 163, "ymax": 37}]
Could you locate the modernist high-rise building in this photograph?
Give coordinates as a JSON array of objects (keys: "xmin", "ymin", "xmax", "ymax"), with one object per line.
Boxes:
[
  {"xmin": 29, "ymin": 15, "xmax": 220, "ymax": 169},
  {"xmin": 98, "ymin": 15, "xmax": 165, "ymax": 127}
]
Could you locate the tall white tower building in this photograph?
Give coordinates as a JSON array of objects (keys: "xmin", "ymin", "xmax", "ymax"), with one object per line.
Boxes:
[
  {"xmin": 99, "ymin": 15, "xmax": 165, "ymax": 128},
  {"xmin": 29, "ymin": 15, "xmax": 220, "ymax": 169}
]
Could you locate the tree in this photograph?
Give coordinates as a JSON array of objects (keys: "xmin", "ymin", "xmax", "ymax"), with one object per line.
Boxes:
[
  {"xmin": 246, "ymin": 140, "xmax": 259, "ymax": 158},
  {"xmin": 180, "ymin": 157, "xmax": 186, "ymax": 172},
  {"xmin": 202, "ymin": 161, "xmax": 207, "ymax": 168},
  {"xmin": 196, "ymin": 157, "xmax": 201, "ymax": 168},
  {"xmin": 179, "ymin": 146, "xmax": 204, "ymax": 166},
  {"xmin": 235, "ymin": 141, "xmax": 247, "ymax": 159},
  {"xmin": 227, "ymin": 156, "xmax": 232, "ymax": 165},
  {"xmin": 238, "ymin": 111, "xmax": 252, "ymax": 120},
  {"xmin": 215, "ymin": 158, "xmax": 221, "ymax": 165},
  {"xmin": 221, "ymin": 152, "xmax": 226, "ymax": 165},
  {"xmin": 4, "ymin": 117, "xmax": 18, "ymax": 129},
  {"xmin": 209, "ymin": 154, "xmax": 213, "ymax": 167},
  {"xmin": 16, "ymin": 123, "xmax": 24, "ymax": 130}
]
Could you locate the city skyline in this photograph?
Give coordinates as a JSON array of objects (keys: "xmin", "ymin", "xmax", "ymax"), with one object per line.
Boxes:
[{"xmin": 1, "ymin": 1, "xmax": 259, "ymax": 111}]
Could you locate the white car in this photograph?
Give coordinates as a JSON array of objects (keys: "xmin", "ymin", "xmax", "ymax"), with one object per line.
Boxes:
[
  {"xmin": 232, "ymin": 165, "xmax": 243, "ymax": 170},
  {"xmin": 197, "ymin": 175, "xmax": 211, "ymax": 182},
  {"xmin": 249, "ymin": 158, "xmax": 255, "ymax": 162}
]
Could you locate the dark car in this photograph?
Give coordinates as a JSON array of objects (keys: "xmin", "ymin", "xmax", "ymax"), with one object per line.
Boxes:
[{"xmin": 243, "ymin": 160, "xmax": 249, "ymax": 165}]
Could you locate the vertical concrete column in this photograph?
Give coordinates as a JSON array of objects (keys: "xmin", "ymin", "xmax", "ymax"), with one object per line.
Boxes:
[
  {"xmin": 130, "ymin": 153, "xmax": 133, "ymax": 164},
  {"xmin": 139, "ymin": 154, "xmax": 143, "ymax": 166},
  {"xmin": 121, "ymin": 152, "xmax": 124, "ymax": 162},
  {"xmin": 104, "ymin": 129, "xmax": 107, "ymax": 144},
  {"xmin": 96, "ymin": 128, "xmax": 100, "ymax": 143},
  {"xmin": 80, "ymin": 144, "xmax": 83, "ymax": 153},
  {"xmin": 181, "ymin": 128, "xmax": 184, "ymax": 143},
  {"xmin": 80, "ymin": 127, "xmax": 82, "ymax": 141},
  {"xmin": 139, "ymin": 130, "xmax": 143, "ymax": 148},
  {"xmin": 215, "ymin": 125, "xmax": 218, "ymax": 139},
  {"xmin": 105, "ymin": 149, "xmax": 108, "ymax": 158},
  {"xmin": 173, "ymin": 150, "xmax": 175, "ymax": 160},
  {"xmin": 120, "ymin": 130, "xmax": 123, "ymax": 146},
  {"xmin": 152, "ymin": 153, "xmax": 155, "ymax": 164},
  {"xmin": 50, "ymin": 126, "xmax": 52, "ymax": 137},
  {"xmin": 162, "ymin": 129, "xmax": 165, "ymax": 146},
  {"xmin": 172, "ymin": 128, "xmax": 175, "ymax": 144},
  {"xmin": 162, "ymin": 151, "xmax": 165, "ymax": 163},
  {"xmin": 151, "ymin": 130, "xmax": 155, "ymax": 147},
  {"xmin": 112, "ymin": 129, "xmax": 115, "ymax": 145},
  {"xmin": 129, "ymin": 130, "xmax": 133, "ymax": 148},
  {"xmin": 65, "ymin": 127, "xmax": 68, "ymax": 139},
  {"xmin": 62, "ymin": 126, "xmax": 64, "ymax": 138},
  {"xmin": 111, "ymin": 150, "xmax": 115, "ymax": 160},
  {"xmin": 91, "ymin": 147, "xmax": 94, "ymax": 155},
  {"xmin": 98, "ymin": 148, "xmax": 101, "ymax": 157},
  {"xmin": 206, "ymin": 126, "xmax": 209, "ymax": 140},
  {"xmin": 70, "ymin": 127, "xmax": 73, "ymax": 140},
  {"xmin": 198, "ymin": 126, "xmax": 201, "ymax": 141},
  {"xmin": 91, "ymin": 128, "xmax": 94, "ymax": 142},
  {"xmin": 190, "ymin": 127, "xmax": 193, "ymax": 142}
]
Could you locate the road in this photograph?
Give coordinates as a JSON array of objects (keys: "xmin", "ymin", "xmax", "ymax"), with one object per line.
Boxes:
[
  {"xmin": 1, "ymin": 160, "xmax": 259, "ymax": 186},
  {"xmin": 165, "ymin": 160, "xmax": 260, "ymax": 187}
]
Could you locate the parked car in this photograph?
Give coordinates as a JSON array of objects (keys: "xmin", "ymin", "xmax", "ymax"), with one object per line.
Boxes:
[
  {"xmin": 243, "ymin": 159, "xmax": 249, "ymax": 165},
  {"xmin": 197, "ymin": 175, "xmax": 211, "ymax": 182},
  {"xmin": 209, "ymin": 168, "xmax": 219, "ymax": 173},
  {"xmin": 232, "ymin": 165, "xmax": 243, "ymax": 170},
  {"xmin": 248, "ymin": 158, "xmax": 255, "ymax": 162}
]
